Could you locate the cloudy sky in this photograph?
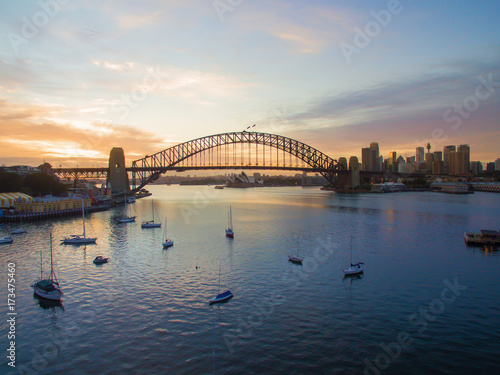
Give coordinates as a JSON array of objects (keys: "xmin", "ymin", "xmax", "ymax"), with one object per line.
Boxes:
[{"xmin": 0, "ymin": 0, "xmax": 499, "ymax": 167}]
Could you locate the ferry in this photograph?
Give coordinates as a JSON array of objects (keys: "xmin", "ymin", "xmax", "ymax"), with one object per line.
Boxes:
[{"xmin": 464, "ymin": 230, "xmax": 500, "ymax": 246}]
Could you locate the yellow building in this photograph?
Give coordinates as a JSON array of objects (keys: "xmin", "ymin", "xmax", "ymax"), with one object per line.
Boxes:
[{"xmin": 15, "ymin": 196, "xmax": 92, "ymax": 214}]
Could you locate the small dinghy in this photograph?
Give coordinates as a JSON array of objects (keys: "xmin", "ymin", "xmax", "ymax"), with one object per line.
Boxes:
[{"xmin": 93, "ymin": 256, "xmax": 109, "ymax": 264}]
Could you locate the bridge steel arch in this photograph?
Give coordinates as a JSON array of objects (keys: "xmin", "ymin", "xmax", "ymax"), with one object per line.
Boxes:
[{"xmin": 131, "ymin": 131, "xmax": 341, "ymax": 191}]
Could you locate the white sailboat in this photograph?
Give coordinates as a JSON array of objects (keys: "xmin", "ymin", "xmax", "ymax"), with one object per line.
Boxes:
[
  {"xmin": 117, "ymin": 195, "xmax": 136, "ymax": 223},
  {"xmin": 209, "ymin": 262, "xmax": 233, "ymax": 304},
  {"xmin": 62, "ymin": 199, "xmax": 97, "ymax": 245},
  {"xmin": 343, "ymin": 235, "xmax": 364, "ymax": 275},
  {"xmin": 11, "ymin": 217, "xmax": 27, "ymax": 234},
  {"xmin": 0, "ymin": 236, "xmax": 13, "ymax": 244},
  {"xmin": 0, "ymin": 225, "xmax": 13, "ymax": 244},
  {"xmin": 141, "ymin": 199, "xmax": 161, "ymax": 228},
  {"xmin": 162, "ymin": 217, "xmax": 174, "ymax": 248},
  {"xmin": 288, "ymin": 235, "xmax": 303, "ymax": 264},
  {"xmin": 32, "ymin": 233, "xmax": 63, "ymax": 301},
  {"xmin": 225, "ymin": 206, "xmax": 234, "ymax": 238}
]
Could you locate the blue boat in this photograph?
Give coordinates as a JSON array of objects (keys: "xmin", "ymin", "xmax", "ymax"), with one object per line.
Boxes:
[{"xmin": 209, "ymin": 290, "xmax": 233, "ymax": 304}]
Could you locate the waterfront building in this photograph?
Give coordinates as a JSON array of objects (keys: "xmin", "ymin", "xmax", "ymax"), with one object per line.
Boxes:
[
  {"xmin": 2, "ymin": 165, "xmax": 40, "ymax": 176},
  {"xmin": 371, "ymin": 182, "xmax": 406, "ymax": 193},
  {"xmin": 15, "ymin": 195, "xmax": 92, "ymax": 214},
  {"xmin": 496, "ymin": 158, "xmax": 500, "ymax": 171},
  {"xmin": 0, "ymin": 192, "xmax": 33, "ymax": 209},
  {"xmin": 443, "ymin": 145, "xmax": 456, "ymax": 174},
  {"xmin": 486, "ymin": 162, "xmax": 495, "ymax": 172},
  {"xmin": 416, "ymin": 147, "xmax": 425, "ymax": 164}
]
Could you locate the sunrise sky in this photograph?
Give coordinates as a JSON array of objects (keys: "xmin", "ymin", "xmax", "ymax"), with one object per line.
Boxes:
[{"xmin": 1, "ymin": 0, "xmax": 499, "ymax": 168}]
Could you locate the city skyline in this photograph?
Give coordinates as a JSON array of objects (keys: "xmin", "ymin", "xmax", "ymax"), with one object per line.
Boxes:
[{"xmin": 1, "ymin": 1, "xmax": 499, "ymax": 168}]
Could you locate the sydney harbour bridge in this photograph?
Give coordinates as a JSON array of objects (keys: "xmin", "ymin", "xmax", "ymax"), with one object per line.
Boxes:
[{"xmin": 50, "ymin": 131, "xmax": 355, "ymax": 192}]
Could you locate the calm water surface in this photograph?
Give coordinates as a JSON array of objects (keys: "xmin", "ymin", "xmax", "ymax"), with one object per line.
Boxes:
[{"xmin": 1, "ymin": 186, "xmax": 499, "ymax": 374}]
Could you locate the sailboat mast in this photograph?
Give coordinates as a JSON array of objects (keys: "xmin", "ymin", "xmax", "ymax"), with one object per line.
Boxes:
[
  {"xmin": 49, "ymin": 232, "xmax": 54, "ymax": 280},
  {"xmin": 350, "ymin": 235, "xmax": 353, "ymax": 264},
  {"xmin": 82, "ymin": 199, "xmax": 86, "ymax": 238},
  {"xmin": 40, "ymin": 236, "xmax": 44, "ymax": 279}
]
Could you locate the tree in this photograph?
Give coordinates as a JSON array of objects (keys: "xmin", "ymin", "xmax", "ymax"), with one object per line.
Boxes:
[
  {"xmin": 0, "ymin": 172, "xmax": 24, "ymax": 193},
  {"xmin": 23, "ymin": 173, "xmax": 67, "ymax": 196}
]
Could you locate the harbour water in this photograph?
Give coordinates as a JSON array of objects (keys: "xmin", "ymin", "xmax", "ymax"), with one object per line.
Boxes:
[{"xmin": 1, "ymin": 186, "xmax": 499, "ymax": 374}]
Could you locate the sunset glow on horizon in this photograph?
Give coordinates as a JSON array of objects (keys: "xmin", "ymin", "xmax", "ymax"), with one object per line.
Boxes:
[{"xmin": 1, "ymin": 0, "xmax": 499, "ymax": 168}]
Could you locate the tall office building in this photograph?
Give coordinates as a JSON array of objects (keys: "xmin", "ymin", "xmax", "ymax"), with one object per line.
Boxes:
[
  {"xmin": 495, "ymin": 158, "xmax": 500, "ymax": 171},
  {"xmin": 449, "ymin": 151, "xmax": 467, "ymax": 175},
  {"xmin": 388, "ymin": 151, "xmax": 397, "ymax": 172},
  {"xmin": 425, "ymin": 153, "xmax": 435, "ymax": 174},
  {"xmin": 432, "ymin": 161, "xmax": 444, "ymax": 175},
  {"xmin": 457, "ymin": 144, "xmax": 470, "ymax": 173},
  {"xmin": 416, "ymin": 147, "xmax": 425, "ymax": 164},
  {"xmin": 470, "ymin": 161, "xmax": 483, "ymax": 175},
  {"xmin": 443, "ymin": 145, "xmax": 456, "ymax": 174},
  {"xmin": 433, "ymin": 151, "xmax": 443, "ymax": 162},
  {"xmin": 362, "ymin": 148, "xmax": 371, "ymax": 171},
  {"xmin": 338, "ymin": 157, "xmax": 348, "ymax": 170},
  {"xmin": 370, "ymin": 142, "xmax": 380, "ymax": 171},
  {"xmin": 349, "ymin": 156, "xmax": 360, "ymax": 188}
]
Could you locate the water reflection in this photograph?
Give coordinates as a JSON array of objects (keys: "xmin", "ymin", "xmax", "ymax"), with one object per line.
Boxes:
[{"xmin": 34, "ymin": 294, "xmax": 64, "ymax": 311}]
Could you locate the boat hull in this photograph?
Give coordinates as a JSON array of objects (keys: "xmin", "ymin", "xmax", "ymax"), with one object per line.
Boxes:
[
  {"xmin": 209, "ymin": 291, "xmax": 233, "ymax": 304},
  {"xmin": 62, "ymin": 237, "xmax": 97, "ymax": 245},
  {"xmin": 343, "ymin": 267, "xmax": 364, "ymax": 275},
  {"xmin": 464, "ymin": 232, "xmax": 500, "ymax": 246},
  {"xmin": 93, "ymin": 258, "xmax": 109, "ymax": 264},
  {"xmin": 225, "ymin": 229, "xmax": 234, "ymax": 238},
  {"xmin": 163, "ymin": 240, "xmax": 174, "ymax": 248},
  {"xmin": 288, "ymin": 255, "xmax": 303, "ymax": 264},
  {"xmin": 11, "ymin": 228, "xmax": 27, "ymax": 234},
  {"xmin": 33, "ymin": 288, "xmax": 63, "ymax": 301},
  {"xmin": 32, "ymin": 280, "xmax": 63, "ymax": 301},
  {"xmin": 0, "ymin": 237, "xmax": 13, "ymax": 244},
  {"xmin": 117, "ymin": 217, "xmax": 136, "ymax": 223},
  {"xmin": 142, "ymin": 223, "xmax": 161, "ymax": 228}
]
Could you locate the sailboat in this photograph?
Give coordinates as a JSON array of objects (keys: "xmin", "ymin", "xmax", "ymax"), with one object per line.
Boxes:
[
  {"xmin": 11, "ymin": 217, "xmax": 27, "ymax": 234},
  {"xmin": 141, "ymin": 199, "xmax": 161, "ymax": 228},
  {"xmin": 162, "ymin": 217, "xmax": 174, "ymax": 248},
  {"xmin": 343, "ymin": 235, "xmax": 364, "ymax": 275},
  {"xmin": 32, "ymin": 233, "xmax": 63, "ymax": 301},
  {"xmin": 61, "ymin": 199, "xmax": 97, "ymax": 245},
  {"xmin": 288, "ymin": 235, "xmax": 303, "ymax": 264},
  {"xmin": 0, "ymin": 225, "xmax": 13, "ymax": 244},
  {"xmin": 225, "ymin": 206, "xmax": 234, "ymax": 238},
  {"xmin": 117, "ymin": 195, "xmax": 136, "ymax": 223},
  {"xmin": 209, "ymin": 262, "xmax": 233, "ymax": 304}
]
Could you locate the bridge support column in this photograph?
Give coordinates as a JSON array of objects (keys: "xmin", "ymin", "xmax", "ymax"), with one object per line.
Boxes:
[{"xmin": 107, "ymin": 147, "xmax": 130, "ymax": 195}]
